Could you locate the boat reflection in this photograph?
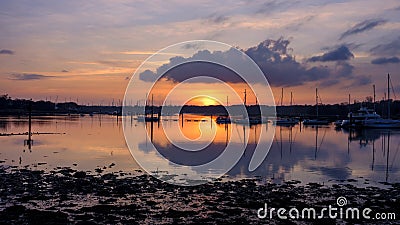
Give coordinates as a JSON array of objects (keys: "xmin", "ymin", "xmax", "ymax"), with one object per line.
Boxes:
[
  {"xmin": 344, "ymin": 128, "xmax": 399, "ymax": 182},
  {"xmin": 132, "ymin": 115, "xmax": 399, "ymax": 185}
]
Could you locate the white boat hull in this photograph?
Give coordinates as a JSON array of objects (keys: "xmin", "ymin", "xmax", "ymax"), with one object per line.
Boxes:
[{"xmin": 363, "ymin": 119, "xmax": 400, "ymax": 128}]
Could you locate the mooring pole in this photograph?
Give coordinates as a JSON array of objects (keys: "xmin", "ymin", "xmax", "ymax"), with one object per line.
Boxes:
[{"xmin": 28, "ymin": 100, "xmax": 32, "ymax": 142}]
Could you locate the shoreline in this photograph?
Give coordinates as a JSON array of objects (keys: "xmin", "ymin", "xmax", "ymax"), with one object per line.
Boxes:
[{"xmin": 0, "ymin": 166, "xmax": 398, "ymax": 224}]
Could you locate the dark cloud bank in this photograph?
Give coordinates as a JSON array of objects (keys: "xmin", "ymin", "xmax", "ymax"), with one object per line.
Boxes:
[
  {"xmin": 0, "ymin": 49, "xmax": 14, "ymax": 55},
  {"xmin": 9, "ymin": 73, "xmax": 55, "ymax": 81},
  {"xmin": 307, "ymin": 46, "xmax": 354, "ymax": 62},
  {"xmin": 371, "ymin": 57, "xmax": 400, "ymax": 65},
  {"xmin": 339, "ymin": 18, "xmax": 386, "ymax": 40},
  {"xmin": 139, "ymin": 38, "xmax": 370, "ymax": 88},
  {"xmin": 370, "ymin": 36, "xmax": 400, "ymax": 56}
]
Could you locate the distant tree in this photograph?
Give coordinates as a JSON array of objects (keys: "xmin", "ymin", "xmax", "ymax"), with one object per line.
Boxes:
[
  {"xmin": 365, "ymin": 96, "xmax": 373, "ymax": 103},
  {"xmin": 0, "ymin": 94, "xmax": 9, "ymax": 100},
  {"xmin": 0, "ymin": 94, "xmax": 11, "ymax": 108}
]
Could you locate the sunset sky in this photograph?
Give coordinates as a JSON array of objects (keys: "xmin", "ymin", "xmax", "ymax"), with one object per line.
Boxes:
[{"xmin": 0, "ymin": 0, "xmax": 399, "ymax": 106}]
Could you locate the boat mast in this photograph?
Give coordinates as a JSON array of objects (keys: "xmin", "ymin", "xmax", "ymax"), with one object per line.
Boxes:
[
  {"xmin": 316, "ymin": 88, "xmax": 319, "ymax": 118},
  {"xmin": 373, "ymin": 84, "xmax": 376, "ymax": 111},
  {"xmin": 151, "ymin": 94, "xmax": 154, "ymax": 118},
  {"xmin": 281, "ymin": 88, "xmax": 284, "ymax": 106},
  {"xmin": 290, "ymin": 91, "xmax": 293, "ymax": 106},
  {"xmin": 244, "ymin": 89, "xmax": 247, "ymax": 107},
  {"xmin": 348, "ymin": 94, "xmax": 351, "ymax": 113},
  {"xmin": 388, "ymin": 73, "xmax": 390, "ymax": 119}
]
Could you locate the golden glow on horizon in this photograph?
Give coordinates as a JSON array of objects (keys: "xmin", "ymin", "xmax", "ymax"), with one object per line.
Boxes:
[
  {"xmin": 200, "ymin": 97, "xmax": 218, "ymax": 106},
  {"xmin": 185, "ymin": 96, "xmax": 220, "ymax": 106}
]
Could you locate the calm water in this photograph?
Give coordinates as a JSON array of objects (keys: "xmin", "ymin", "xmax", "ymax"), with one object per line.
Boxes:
[{"xmin": 1, "ymin": 114, "xmax": 399, "ymax": 186}]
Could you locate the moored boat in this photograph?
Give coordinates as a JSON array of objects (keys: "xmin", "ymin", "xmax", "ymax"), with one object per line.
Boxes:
[
  {"xmin": 303, "ymin": 88, "xmax": 329, "ymax": 125},
  {"xmin": 216, "ymin": 116, "xmax": 231, "ymax": 124},
  {"xmin": 360, "ymin": 74, "xmax": 400, "ymax": 129},
  {"xmin": 338, "ymin": 107, "xmax": 381, "ymax": 128},
  {"xmin": 303, "ymin": 119, "xmax": 330, "ymax": 125},
  {"xmin": 362, "ymin": 118, "xmax": 400, "ymax": 128},
  {"xmin": 275, "ymin": 118, "xmax": 298, "ymax": 126}
]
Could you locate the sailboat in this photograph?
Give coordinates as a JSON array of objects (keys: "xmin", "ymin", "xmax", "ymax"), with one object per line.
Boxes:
[
  {"xmin": 362, "ymin": 74, "xmax": 400, "ymax": 128},
  {"xmin": 145, "ymin": 94, "xmax": 160, "ymax": 122},
  {"xmin": 275, "ymin": 89, "xmax": 299, "ymax": 126},
  {"xmin": 233, "ymin": 89, "xmax": 262, "ymax": 125},
  {"xmin": 216, "ymin": 96, "xmax": 231, "ymax": 124},
  {"xmin": 303, "ymin": 88, "xmax": 330, "ymax": 125}
]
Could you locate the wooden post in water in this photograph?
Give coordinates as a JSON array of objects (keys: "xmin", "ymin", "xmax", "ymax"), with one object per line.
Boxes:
[
  {"xmin": 158, "ymin": 106, "xmax": 161, "ymax": 128},
  {"xmin": 28, "ymin": 101, "xmax": 32, "ymax": 143},
  {"xmin": 181, "ymin": 112, "xmax": 184, "ymax": 128},
  {"xmin": 24, "ymin": 100, "xmax": 33, "ymax": 150}
]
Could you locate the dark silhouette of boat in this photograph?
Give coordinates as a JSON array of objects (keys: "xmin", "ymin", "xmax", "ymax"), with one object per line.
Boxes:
[{"xmin": 216, "ymin": 116, "xmax": 231, "ymax": 124}]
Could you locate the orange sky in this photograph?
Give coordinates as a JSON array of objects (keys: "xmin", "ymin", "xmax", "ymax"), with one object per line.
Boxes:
[{"xmin": 1, "ymin": 1, "xmax": 399, "ymax": 106}]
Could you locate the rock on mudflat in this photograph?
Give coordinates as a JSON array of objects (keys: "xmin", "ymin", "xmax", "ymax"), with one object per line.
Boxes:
[{"xmin": 0, "ymin": 167, "xmax": 398, "ymax": 224}]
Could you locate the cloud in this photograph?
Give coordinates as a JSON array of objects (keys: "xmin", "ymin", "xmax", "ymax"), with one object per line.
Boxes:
[
  {"xmin": 285, "ymin": 15, "xmax": 315, "ymax": 31},
  {"xmin": 256, "ymin": 0, "xmax": 299, "ymax": 14},
  {"xmin": 320, "ymin": 79, "xmax": 339, "ymax": 88},
  {"xmin": 138, "ymin": 38, "xmax": 362, "ymax": 88},
  {"xmin": 139, "ymin": 69, "xmax": 158, "ymax": 82},
  {"xmin": 350, "ymin": 75, "xmax": 372, "ymax": 87},
  {"xmin": 182, "ymin": 43, "xmax": 203, "ymax": 50},
  {"xmin": 139, "ymin": 38, "xmax": 332, "ymax": 87},
  {"xmin": 317, "ymin": 61, "xmax": 355, "ymax": 87},
  {"xmin": 244, "ymin": 38, "xmax": 332, "ymax": 86},
  {"xmin": 334, "ymin": 61, "xmax": 354, "ymax": 77},
  {"xmin": 139, "ymin": 60, "xmax": 245, "ymax": 84},
  {"xmin": 61, "ymin": 69, "xmax": 69, "ymax": 72},
  {"xmin": 9, "ymin": 73, "xmax": 55, "ymax": 80},
  {"xmin": 371, "ymin": 57, "xmax": 400, "ymax": 65},
  {"xmin": 308, "ymin": 46, "xmax": 354, "ymax": 62},
  {"xmin": 370, "ymin": 37, "xmax": 400, "ymax": 55},
  {"xmin": 206, "ymin": 13, "xmax": 229, "ymax": 24},
  {"xmin": 0, "ymin": 49, "xmax": 14, "ymax": 55},
  {"xmin": 339, "ymin": 18, "xmax": 387, "ymax": 40}
]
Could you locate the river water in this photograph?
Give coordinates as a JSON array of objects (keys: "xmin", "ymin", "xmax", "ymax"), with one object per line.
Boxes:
[{"xmin": 1, "ymin": 114, "xmax": 399, "ymax": 187}]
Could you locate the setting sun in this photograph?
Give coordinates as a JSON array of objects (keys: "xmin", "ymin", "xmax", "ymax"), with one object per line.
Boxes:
[
  {"xmin": 201, "ymin": 97, "xmax": 218, "ymax": 106},
  {"xmin": 184, "ymin": 96, "xmax": 220, "ymax": 106}
]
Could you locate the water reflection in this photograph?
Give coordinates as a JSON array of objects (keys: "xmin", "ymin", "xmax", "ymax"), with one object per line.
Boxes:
[
  {"xmin": 0, "ymin": 115, "xmax": 399, "ymax": 186},
  {"xmin": 0, "ymin": 115, "xmax": 133, "ymax": 173},
  {"xmin": 344, "ymin": 128, "xmax": 398, "ymax": 182},
  {"xmin": 130, "ymin": 115, "xmax": 400, "ymax": 185}
]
